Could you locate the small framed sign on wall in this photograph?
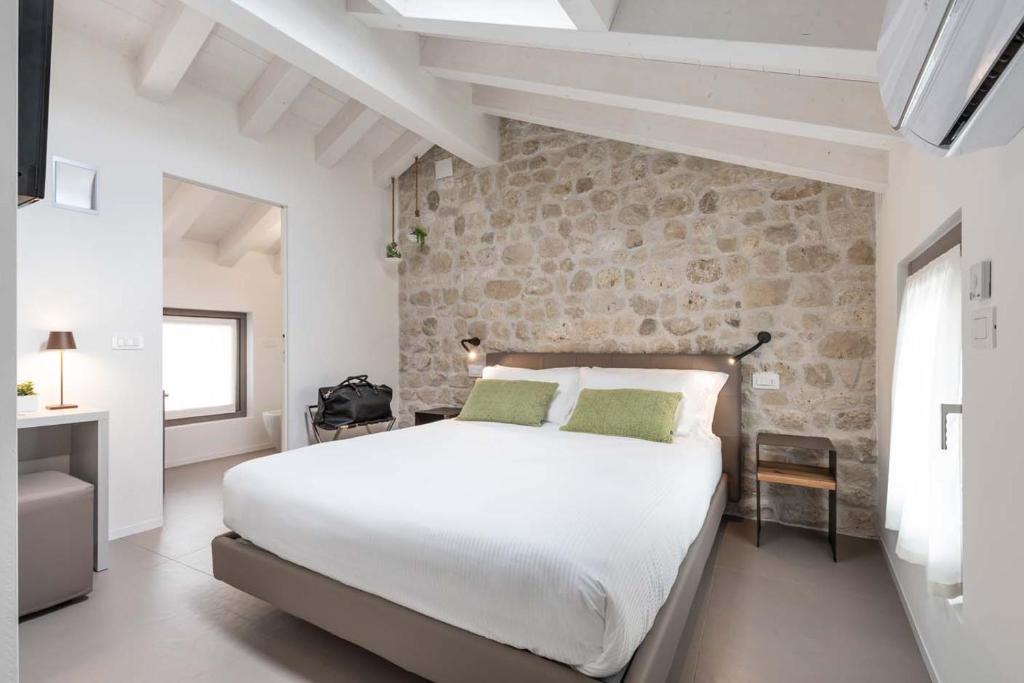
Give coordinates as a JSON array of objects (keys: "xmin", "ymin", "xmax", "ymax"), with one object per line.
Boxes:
[{"xmin": 52, "ymin": 157, "xmax": 98, "ymax": 214}]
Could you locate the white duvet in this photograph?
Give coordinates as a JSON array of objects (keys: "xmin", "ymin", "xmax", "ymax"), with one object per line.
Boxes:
[{"xmin": 222, "ymin": 419, "xmax": 721, "ymax": 677}]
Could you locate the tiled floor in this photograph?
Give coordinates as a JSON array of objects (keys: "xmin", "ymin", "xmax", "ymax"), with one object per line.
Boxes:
[{"xmin": 20, "ymin": 452, "xmax": 930, "ymax": 682}]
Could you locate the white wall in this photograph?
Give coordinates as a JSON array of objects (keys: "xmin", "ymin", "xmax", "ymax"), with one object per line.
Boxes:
[
  {"xmin": 163, "ymin": 239, "xmax": 283, "ymax": 467},
  {"xmin": 17, "ymin": 27, "xmax": 399, "ymax": 539},
  {"xmin": 1, "ymin": 0, "xmax": 19, "ymax": 677},
  {"xmin": 877, "ymin": 139, "xmax": 1024, "ymax": 682}
]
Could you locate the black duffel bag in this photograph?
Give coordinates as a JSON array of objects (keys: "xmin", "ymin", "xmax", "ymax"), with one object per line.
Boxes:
[{"xmin": 314, "ymin": 375, "xmax": 393, "ymax": 428}]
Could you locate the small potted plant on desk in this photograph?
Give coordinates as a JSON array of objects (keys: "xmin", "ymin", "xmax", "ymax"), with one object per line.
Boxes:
[{"xmin": 17, "ymin": 381, "xmax": 39, "ymax": 414}]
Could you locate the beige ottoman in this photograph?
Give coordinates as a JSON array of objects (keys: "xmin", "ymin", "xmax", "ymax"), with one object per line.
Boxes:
[{"xmin": 18, "ymin": 471, "xmax": 95, "ymax": 616}]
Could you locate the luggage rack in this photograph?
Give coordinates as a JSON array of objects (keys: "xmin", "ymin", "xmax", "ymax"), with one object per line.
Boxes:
[{"xmin": 306, "ymin": 405, "xmax": 396, "ymax": 443}]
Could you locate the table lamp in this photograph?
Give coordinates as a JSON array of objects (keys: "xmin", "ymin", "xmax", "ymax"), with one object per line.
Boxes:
[{"xmin": 45, "ymin": 330, "xmax": 78, "ymax": 410}]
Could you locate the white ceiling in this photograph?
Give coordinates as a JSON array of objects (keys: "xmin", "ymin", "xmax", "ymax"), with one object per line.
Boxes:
[
  {"xmin": 163, "ymin": 177, "xmax": 281, "ymax": 257},
  {"xmin": 57, "ymin": 0, "xmax": 344, "ymax": 133},
  {"xmin": 56, "ymin": 0, "xmax": 895, "ymax": 191},
  {"xmin": 54, "ymin": 0, "xmax": 408, "ymax": 162}
]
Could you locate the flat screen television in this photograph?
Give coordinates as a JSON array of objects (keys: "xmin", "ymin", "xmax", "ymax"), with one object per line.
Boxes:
[{"xmin": 17, "ymin": 0, "xmax": 54, "ymax": 208}]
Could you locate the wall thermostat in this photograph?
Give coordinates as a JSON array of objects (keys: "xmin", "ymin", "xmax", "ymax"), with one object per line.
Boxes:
[{"xmin": 969, "ymin": 260, "xmax": 991, "ymax": 300}]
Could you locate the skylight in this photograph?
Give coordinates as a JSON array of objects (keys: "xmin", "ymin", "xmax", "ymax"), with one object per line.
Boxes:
[{"xmin": 385, "ymin": 0, "xmax": 577, "ymax": 30}]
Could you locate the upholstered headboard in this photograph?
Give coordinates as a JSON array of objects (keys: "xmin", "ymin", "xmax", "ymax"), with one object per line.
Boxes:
[{"xmin": 485, "ymin": 352, "xmax": 742, "ymax": 502}]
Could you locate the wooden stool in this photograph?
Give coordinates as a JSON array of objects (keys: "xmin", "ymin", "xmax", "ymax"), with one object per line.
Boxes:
[{"xmin": 756, "ymin": 432, "xmax": 837, "ymax": 561}]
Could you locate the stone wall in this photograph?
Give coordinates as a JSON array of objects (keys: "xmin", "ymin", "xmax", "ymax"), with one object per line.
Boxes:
[{"xmin": 396, "ymin": 120, "xmax": 877, "ymax": 536}]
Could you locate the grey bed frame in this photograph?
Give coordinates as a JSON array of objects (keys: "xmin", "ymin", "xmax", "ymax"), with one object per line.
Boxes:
[{"xmin": 212, "ymin": 352, "xmax": 741, "ymax": 682}]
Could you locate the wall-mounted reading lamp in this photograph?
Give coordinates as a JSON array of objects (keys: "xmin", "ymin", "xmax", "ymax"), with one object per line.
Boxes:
[
  {"xmin": 460, "ymin": 337, "xmax": 482, "ymax": 360},
  {"xmin": 730, "ymin": 331, "xmax": 772, "ymax": 364}
]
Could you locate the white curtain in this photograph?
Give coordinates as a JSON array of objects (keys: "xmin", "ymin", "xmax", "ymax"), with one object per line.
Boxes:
[{"xmin": 885, "ymin": 246, "xmax": 963, "ymax": 598}]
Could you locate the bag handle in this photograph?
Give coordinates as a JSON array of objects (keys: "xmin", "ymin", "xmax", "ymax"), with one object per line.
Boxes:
[{"xmin": 325, "ymin": 375, "xmax": 375, "ymax": 399}]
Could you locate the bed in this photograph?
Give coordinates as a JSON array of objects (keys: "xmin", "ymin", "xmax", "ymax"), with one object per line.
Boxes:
[{"xmin": 212, "ymin": 352, "xmax": 741, "ymax": 682}]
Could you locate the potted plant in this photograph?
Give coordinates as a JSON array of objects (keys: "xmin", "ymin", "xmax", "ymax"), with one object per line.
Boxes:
[
  {"xmin": 17, "ymin": 381, "xmax": 39, "ymax": 413},
  {"xmin": 408, "ymin": 225, "xmax": 428, "ymax": 250}
]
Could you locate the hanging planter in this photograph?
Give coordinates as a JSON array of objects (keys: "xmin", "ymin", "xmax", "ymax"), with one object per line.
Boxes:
[
  {"xmin": 407, "ymin": 155, "xmax": 427, "ymax": 251},
  {"xmin": 385, "ymin": 176, "xmax": 401, "ymax": 260},
  {"xmin": 408, "ymin": 226, "xmax": 427, "ymax": 248}
]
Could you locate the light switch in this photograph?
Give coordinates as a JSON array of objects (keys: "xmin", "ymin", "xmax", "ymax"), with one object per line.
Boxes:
[
  {"xmin": 971, "ymin": 307, "xmax": 996, "ymax": 349},
  {"xmin": 752, "ymin": 371, "xmax": 780, "ymax": 390},
  {"xmin": 112, "ymin": 334, "xmax": 144, "ymax": 350},
  {"xmin": 467, "ymin": 363, "xmax": 484, "ymax": 378}
]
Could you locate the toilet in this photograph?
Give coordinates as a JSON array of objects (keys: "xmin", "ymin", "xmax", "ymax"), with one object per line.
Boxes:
[{"xmin": 262, "ymin": 409, "xmax": 282, "ymax": 449}]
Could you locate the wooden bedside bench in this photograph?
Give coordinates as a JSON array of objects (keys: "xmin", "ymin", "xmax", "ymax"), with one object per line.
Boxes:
[
  {"xmin": 756, "ymin": 432, "xmax": 837, "ymax": 561},
  {"xmin": 414, "ymin": 406, "xmax": 462, "ymax": 426}
]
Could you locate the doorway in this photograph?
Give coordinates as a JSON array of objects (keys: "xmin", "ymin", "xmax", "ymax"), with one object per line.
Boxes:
[{"xmin": 160, "ymin": 176, "xmax": 287, "ymax": 472}]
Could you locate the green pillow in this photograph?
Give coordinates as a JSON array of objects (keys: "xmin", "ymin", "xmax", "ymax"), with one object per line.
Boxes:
[
  {"xmin": 457, "ymin": 379, "xmax": 559, "ymax": 427},
  {"xmin": 561, "ymin": 388, "xmax": 682, "ymax": 443}
]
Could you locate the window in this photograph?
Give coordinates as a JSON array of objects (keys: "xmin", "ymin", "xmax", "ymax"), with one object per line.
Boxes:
[
  {"xmin": 885, "ymin": 226, "xmax": 963, "ymax": 599},
  {"xmin": 163, "ymin": 308, "xmax": 247, "ymax": 426}
]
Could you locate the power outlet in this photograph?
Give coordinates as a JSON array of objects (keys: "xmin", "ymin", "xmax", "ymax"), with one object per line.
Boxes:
[{"xmin": 752, "ymin": 371, "xmax": 780, "ymax": 390}]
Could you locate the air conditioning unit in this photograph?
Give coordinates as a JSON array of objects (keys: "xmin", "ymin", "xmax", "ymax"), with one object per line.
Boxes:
[{"xmin": 878, "ymin": 0, "xmax": 1024, "ymax": 156}]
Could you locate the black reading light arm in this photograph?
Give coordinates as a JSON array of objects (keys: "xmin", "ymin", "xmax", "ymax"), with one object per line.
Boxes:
[
  {"xmin": 731, "ymin": 331, "xmax": 772, "ymax": 364},
  {"xmin": 460, "ymin": 337, "xmax": 481, "ymax": 353}
]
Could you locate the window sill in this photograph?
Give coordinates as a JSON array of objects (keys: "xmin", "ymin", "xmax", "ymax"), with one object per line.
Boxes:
[{"xmin": 165, "ymin": 411, "xmax": 247, "ymax": 427}]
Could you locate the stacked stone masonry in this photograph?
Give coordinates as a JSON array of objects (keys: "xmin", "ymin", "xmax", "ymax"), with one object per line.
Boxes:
[{"xmin": 396, "ymin": 120, "xmax": 877, "ymax": 536}]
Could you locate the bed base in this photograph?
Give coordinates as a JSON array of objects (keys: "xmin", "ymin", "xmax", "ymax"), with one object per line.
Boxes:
[{"xmin": 211, "ymin": 475, "xmax": 726, "ymax": 683}]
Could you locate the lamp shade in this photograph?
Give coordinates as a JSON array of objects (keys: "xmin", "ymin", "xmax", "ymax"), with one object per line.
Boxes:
[{"xmin": 45, "ymin": 331, "xmax": 76, "ymax": 350}]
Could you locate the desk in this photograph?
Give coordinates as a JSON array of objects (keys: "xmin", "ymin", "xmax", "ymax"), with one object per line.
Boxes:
[{"xmin": 17, "ymin": 408, "xmax": 109, "ymax": 571}]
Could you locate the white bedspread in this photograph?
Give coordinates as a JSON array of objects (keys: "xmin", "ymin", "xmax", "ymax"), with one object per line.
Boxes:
[{"xmin": 222, "ymin": 419, "xmax": 721, "ymax": 677}]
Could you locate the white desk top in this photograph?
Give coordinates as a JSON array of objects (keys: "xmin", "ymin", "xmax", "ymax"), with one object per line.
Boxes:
[{"xmin": 16, "ymin": 407, "xmax": 109, "ymax": 429}]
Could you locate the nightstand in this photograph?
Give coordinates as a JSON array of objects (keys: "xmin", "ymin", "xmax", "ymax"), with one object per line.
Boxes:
[
  {"xmin": 414, "ymin": 406, "xmax": 461, "ymax": 426},
  {"xmin": 756, "ymin": 432, "xmax": 838, "ymax": 561}
]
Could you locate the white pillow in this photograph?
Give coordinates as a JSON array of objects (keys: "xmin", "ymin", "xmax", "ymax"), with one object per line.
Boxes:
[
  {"xmin": 577, "ymin": 367, "xmax": 729, "ymax": 436},
  {"xmin": 481, "ymin": 365, "xmax": 580, "ymax": 425}
]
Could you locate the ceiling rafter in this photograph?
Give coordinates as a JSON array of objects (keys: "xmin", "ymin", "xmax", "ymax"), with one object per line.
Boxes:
[
  {"xmin": 315, "ymin": 100, "xmax": 382, "ymax": 167},
  {"xmin": 137, "ymin": 0, "xmax": 216, "ymax": 101},
  {"xmin": 181, "ymin": 0, "xmax": 499, "ymax": 166},
  {"xmin": 557, "ymin": 0, "xmax": 619, "ymax": 31},
  {"xmin": 422, "ymin": 38, "xmax": 897, "ymax": 150},
  {"xmin": 239, "ymin": 57, "xmax": 313, "ymax": 138},
  {"xmin": 345, "ymin": 0, "xmax": 879, "ymax": 82},
  {"xmin": 163, "ymin": 182, "xmax": 219, "ymax": 249},
  {"xmin": 473, "ymin": 86, "xmax": 888, "ymax": 192},
  {"xmin": 361, "ymin": 0, "xmax": 402, "ymax": 15},
  {"xmin": 217, "ymin": 203, "xmax": 281, "ymax": 267},
  {"xmin": 372, "ymin": 131, "xmax": 433, "ymax": 187}
]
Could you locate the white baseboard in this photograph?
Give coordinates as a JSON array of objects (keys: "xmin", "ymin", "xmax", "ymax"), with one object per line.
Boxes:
[
  {"xmin": 109, "ymin": 516, "xmax": 163, "ymax": 540},
  {"xmin": 165, "ymin": 442, "xmax": 275, "ymax": 469},
  {"xmin": 880, "ymin": 532, "xmax": 941, "ymax": 683}
]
